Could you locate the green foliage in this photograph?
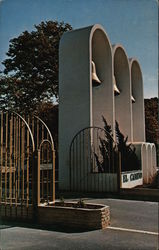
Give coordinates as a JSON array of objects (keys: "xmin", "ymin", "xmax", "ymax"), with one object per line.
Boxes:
[
  {"xmin": 144, "ymin": 98, "xmax": 159, "ymax": 145},
  {"xmin": 94, "ymin": 116, "xmax": 116, "ymax": 173},
  {"xmin": 0, "ymin": 20, "xmax": 72, "ymax": 113},
  {"xmin": 59, "ymin": 196, "xmax": 65, "ymax": 206},
  {"xmin": 77, "ymin": 198, "xmax": 86, "ymax": 208},
  {"xmin": 95, "ymin": 117, "xmax": 140, "ymax": 172},
  {"xmin": 144, "ymin": 98, "xmax": 159, "ymax": 166},
  {"xmin": 115, "ymin": 121, "xmax": 140, "ymax": 171}
]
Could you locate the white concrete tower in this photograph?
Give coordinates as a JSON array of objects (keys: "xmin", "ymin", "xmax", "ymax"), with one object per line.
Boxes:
[{"xmin": 59, "ymin": 24, "xmax": 113, "ymax": 190}]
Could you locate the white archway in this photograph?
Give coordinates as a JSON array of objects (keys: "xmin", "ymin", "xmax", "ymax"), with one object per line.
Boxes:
[
  {"xmin": 129, "ymin": 59, "xmax": 145, "ymax": 142},
  {"xmin": 113, "ymin": 45, "xmax": 132, "ymax": 141}
]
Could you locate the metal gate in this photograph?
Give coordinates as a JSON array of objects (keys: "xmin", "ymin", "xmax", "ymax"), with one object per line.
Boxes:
[
  {"xmin": 0, "ymin": 112, "xmax": 55, "ymax": 221},
  {"xmin": 69, "ymin": 127, "xmax": 120, "ymax": 192}
]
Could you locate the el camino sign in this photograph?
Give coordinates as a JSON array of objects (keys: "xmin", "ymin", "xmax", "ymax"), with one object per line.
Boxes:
[{"xmin": 121, "ymin": 170, "xmax": 143, "ymax": 188}]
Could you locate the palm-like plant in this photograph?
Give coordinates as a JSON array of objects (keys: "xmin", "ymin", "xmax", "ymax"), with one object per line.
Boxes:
[{"xmin": 94, "ymin": 117, "xmax": 140, "ymax": 173}]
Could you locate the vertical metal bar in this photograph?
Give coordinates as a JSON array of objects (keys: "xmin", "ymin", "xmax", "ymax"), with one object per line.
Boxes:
[
  {"xmin": 0, "ymin": 112, "xmax": 3, "ymax": 202},
  {"xmin": 87, "ymin": 129, "xmax": 89, "ymax": 192},
  {"xmin": 82, "ymin": 130, "xmax": 85, "ymax": 191},
  {"xmin": 42, "ymin": 169, "xmax": 44, "ymax": 200},
  {"xmin": 109, "ymin": 135, "xmax": 111, "ymax": 174},
  {"xmin": 97, "ymin": 128, "xmax": 99, "ymax": 192},
  {"xmin": 26, "ymin": 116, "xmax": 30, "ymax": 207},
  {"xmin": 92, "ymin": 128, "xmax": 94, "ymax": 173},
  {"xmin": 90, "ymin": 128, "xmax": 93, "ymax": 191},
  {"xmin": 79, "ymin": 131, "xmax": 81, "ymax": 191},
  {"xmin": 31, "ymin": 116, "xmax": 35, "ymax": 205},
  {"xmin": 80, "ymin": 130, "xmax": 83, "ymax": 191},
  {"xmin": 37, "ymin": 150, "xmax": 40, "ymax": 205},
  {"xmin": 112, "ymin": 140, "xmax": 115, "ymax": 174},
  {"xmin": 37, "ymin": 119, "xmax": 39, "ymax": 149},
  {"xmin": 72, "ymin": 141, "xmax": 74, "ymax": 190},
  {"xmin": 9, "ymin": 114, "xmax": 13, "ymax": 206},
  {"xmin": 5, "ymin": 113, "xmax": 8, "ymax": 204},
  {"xmin": 13, "ymin": 115, "xmax": 16, "ymax": 200},
  {"xmin": 32, "ymin": 116, "xmax": 34, "ymax": 147},
  {"xmin": 117, "ymin": 151, "xmax": 122, "ymax": 191},
  {"xmin": 15, "ymin": 116, "xmax": 18, "ymax": 207},
  {"xmin": 46, "ymin": 133, "xmax": 49, "ymax": 201},
  {"xmin": 46, "ymin": 168, "xmax": 49, "ymax": 202},
  {"xmin": 52, "ymin": 150, "xmax": 55, "ymax": 202},
  {"xmin": 18, "ymin": 117, "xmax": 20, "ymax": 200},
  {"xmin": 21, "ymin": 120, "xmax": 25, "ymax": 204},
  {"xmin": 76, "ymin": 135, "xmax": 78, "ymax": 191},
  {"xmin": 41, "ymin": 124, "xmax": 44, "ymax": 200}
]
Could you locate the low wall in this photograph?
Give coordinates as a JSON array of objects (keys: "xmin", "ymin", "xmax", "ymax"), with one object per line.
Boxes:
[
  {"xmin": 0, "ymin": 202, "xmax": 110, "ymax": 230},
  {"xmin": 132, "ymin": 142, "xmax": 157, "ymax": 184},
  {"xmin": 38, "ymin": 202, "xmax": 110, "ymax": 230},
  {"xmin": 71, "ymin": 173, "xmax": 118, "ymax": 193}
]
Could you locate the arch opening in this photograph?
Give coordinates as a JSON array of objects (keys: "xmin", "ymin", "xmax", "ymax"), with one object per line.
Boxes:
[
  {"xmin": 113, "ymin": 46, "xmax": 132, "ymax": 141},
  {"xmin": 91, "ymin": 28, "xmax": 113, "ymax": 131},
  {"xmin": 130, "ymin": 59, "xmax": 145, "ymax": 142}
]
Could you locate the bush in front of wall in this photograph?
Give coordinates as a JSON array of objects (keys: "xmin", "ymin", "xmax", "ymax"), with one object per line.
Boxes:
[{"xmin": 94, "ymin": 117, "xmax": 140, "ymax": 172}]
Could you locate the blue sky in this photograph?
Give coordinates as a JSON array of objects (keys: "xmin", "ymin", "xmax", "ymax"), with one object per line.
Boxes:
[{"xmin": 0, "ymin": 0, "xmax": 158, "ymax": 98}]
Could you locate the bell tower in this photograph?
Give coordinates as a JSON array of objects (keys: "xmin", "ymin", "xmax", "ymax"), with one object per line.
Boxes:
[{"xmin": 59, "ymin": 24, "xmax": 114, "ymax": 190}]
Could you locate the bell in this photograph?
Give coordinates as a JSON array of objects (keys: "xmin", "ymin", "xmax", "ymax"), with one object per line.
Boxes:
[
  {"xmin": 92, "ymin": 61, "xmax": 101, "ymax": 86},
  {"xmin": 131, "ymin": 95, "xmax": 135, "ymax": 103},
  {"xmin": 113, "ymin": 76, "xmax": 120, "ymax": 95}
]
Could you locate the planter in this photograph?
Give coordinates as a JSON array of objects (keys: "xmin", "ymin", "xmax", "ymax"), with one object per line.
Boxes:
[{"xmin": 37, "ymin": 201, "xmax": 110, "ymax": 230}]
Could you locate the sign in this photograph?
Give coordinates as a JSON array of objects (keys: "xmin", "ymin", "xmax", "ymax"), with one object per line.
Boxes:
[{"xmin": 121, "ymin": 170, "xmax": 143, "ymax": 188}]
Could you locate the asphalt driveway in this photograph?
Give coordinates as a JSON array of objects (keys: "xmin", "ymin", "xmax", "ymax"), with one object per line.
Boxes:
[{"xmin": 0, "ymin": 198, "xmax": 158, "ymax": 250}]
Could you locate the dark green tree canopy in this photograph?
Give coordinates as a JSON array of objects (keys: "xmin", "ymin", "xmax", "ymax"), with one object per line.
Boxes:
[{"xmin": 0, "ymin": 20, "xmax": 72, "ymax": 113}]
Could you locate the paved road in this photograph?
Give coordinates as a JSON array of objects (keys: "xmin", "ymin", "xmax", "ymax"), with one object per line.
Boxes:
[{"xmin": 0, "ymin": 198, "xmax": 158, "ymax": 250}]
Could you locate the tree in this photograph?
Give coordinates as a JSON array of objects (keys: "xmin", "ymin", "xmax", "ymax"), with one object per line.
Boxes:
[
  {"xmin": 144, "ymin": 98, "xmax": 159, "ymax": 145},
  {"xmin": 144, "ymin": 97, "xmax": 159, "ymax": 165},
  {"xmin": 94, "ymin": 116, "xmax": 116, "ymax": 173},
  {"xmin": 115, "ymin": 121, "xmax": 140, "ymax": 171},
  {"xmin": 0, "ymin": 21, "xmax": 72, "ymax": 113}
]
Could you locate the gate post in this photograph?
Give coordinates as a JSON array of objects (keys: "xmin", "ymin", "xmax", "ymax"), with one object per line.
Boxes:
[
  {"xmin": 52, "ymin": 150, "xmax": 56, "ymax": 202},
  {"xmin": 32, "ymin": 150, "xmax": 41, "ymax": 211},
  {"xmin": 117, "ymin": 151, "xmax": 122, "ymax": 192}
]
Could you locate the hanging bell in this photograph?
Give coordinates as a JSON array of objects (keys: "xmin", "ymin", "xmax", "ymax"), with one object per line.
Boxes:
[
  {"xmin": 113, "ymin": 76, "xmax": 120, "ymax": 96},
  {"xmin": 92, "ymin": 61, "xmax": 101, "ymax": 86},
  {"xmin": 131, "ymin": 95, "xmax": 135, "ymax": 103}
]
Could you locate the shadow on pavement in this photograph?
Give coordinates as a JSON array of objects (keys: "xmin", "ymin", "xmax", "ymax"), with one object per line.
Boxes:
[{"xmin": 0, "ymin": 218, "xmax": 99, "ymax": 234}]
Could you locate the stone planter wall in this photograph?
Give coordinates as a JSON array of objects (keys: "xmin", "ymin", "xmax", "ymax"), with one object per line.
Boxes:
[{"xmin": 38, "ymin": 202, "xmax": 110, "ymax": 230}]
